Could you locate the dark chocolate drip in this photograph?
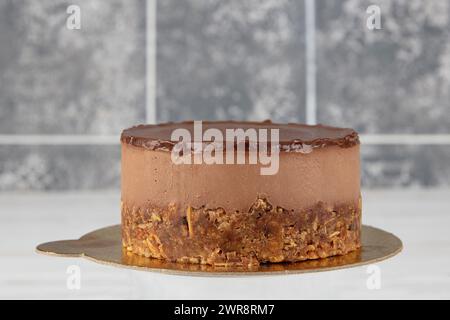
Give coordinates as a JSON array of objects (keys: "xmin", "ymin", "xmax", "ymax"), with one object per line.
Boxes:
[{"xmin": 120, "ymin": 121, "xmax": 360, "ymax": 151}]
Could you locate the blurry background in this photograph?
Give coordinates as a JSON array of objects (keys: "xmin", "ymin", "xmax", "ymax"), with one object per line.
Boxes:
[
  {"xmin": 1, "ymin": 0, "xmax": 450, "ymax": 299},
  {"xmin": 1, "ymin": 0, "xmax": 450, "ymax": 191}
]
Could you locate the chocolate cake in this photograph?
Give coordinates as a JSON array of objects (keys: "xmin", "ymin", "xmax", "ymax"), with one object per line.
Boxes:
[{"xmin": 121, "ymin": 121, "xmax": 361, "ymax": 267}]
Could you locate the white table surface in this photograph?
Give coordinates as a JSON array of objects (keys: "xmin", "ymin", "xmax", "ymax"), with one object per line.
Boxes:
[{"xmin": 1, "ymin": 189, "xmax": 449, "ymax": 299}]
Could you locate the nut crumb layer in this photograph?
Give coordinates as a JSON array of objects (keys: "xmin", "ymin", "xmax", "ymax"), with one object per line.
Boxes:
[{"xmin": 121, "ymin": 198, "xmax": 361, "ymax": 266}]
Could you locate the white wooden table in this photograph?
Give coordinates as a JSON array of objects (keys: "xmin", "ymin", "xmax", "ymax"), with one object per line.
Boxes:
[{"xmin": 1, "ymin": 190, "xmax": 449, "ymax": 299}]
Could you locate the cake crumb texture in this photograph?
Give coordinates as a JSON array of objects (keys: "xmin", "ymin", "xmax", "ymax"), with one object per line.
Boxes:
[{"xmin": 122, "ymin": 197, "xmax": 361, "ymax": 266}]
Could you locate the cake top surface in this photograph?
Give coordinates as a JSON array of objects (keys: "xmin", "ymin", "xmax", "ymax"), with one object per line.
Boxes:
[{"xmin": 121, "ymin": 120, "xmax": 359, "ymax": 151}]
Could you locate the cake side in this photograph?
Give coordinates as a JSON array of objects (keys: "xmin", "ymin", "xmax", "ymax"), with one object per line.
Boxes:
[{"xmin": 120, "ymin": 121, "xmax": 361, "ymax": 266}]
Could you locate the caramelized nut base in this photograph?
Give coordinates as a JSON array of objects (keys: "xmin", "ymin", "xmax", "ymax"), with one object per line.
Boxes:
[{"xmin": 121, "ymin": 198, "xmax": 361, "ymax": 266}]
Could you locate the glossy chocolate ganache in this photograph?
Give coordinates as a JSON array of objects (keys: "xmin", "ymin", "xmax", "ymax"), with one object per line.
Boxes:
[
  {"xmin": 121, "ymin": 120, "xmax": 359, "ymax": 150},
  {"xmin": 121, "ymin": 121, "xmax": 361, "ymax": 267}
]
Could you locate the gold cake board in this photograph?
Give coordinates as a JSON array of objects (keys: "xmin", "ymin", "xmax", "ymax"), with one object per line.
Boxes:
[{"xmin": 36, "ymin": 225, "xmax": 402, "ymax": 276}]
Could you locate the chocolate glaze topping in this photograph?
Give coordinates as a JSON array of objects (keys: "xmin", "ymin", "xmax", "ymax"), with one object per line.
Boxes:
[{"xmin": 121, "ymin": 120, "xmax": 359, "ymax": 151}]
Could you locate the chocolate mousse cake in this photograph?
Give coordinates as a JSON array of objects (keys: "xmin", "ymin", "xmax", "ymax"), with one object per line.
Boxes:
[{"xmin": 121, "ymin": 121, "xmax": 361, "ymax": 267}]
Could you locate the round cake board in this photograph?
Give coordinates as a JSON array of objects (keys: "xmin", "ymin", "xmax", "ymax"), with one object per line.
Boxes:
[{"xmin": 36, "ymin": 225, "xmax": 402, "ymax": 277}]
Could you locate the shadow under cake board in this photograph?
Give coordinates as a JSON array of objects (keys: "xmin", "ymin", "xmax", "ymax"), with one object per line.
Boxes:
[{"xmin": 36, "ymin": 225, "xmax": 402, "ymax": 277}]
